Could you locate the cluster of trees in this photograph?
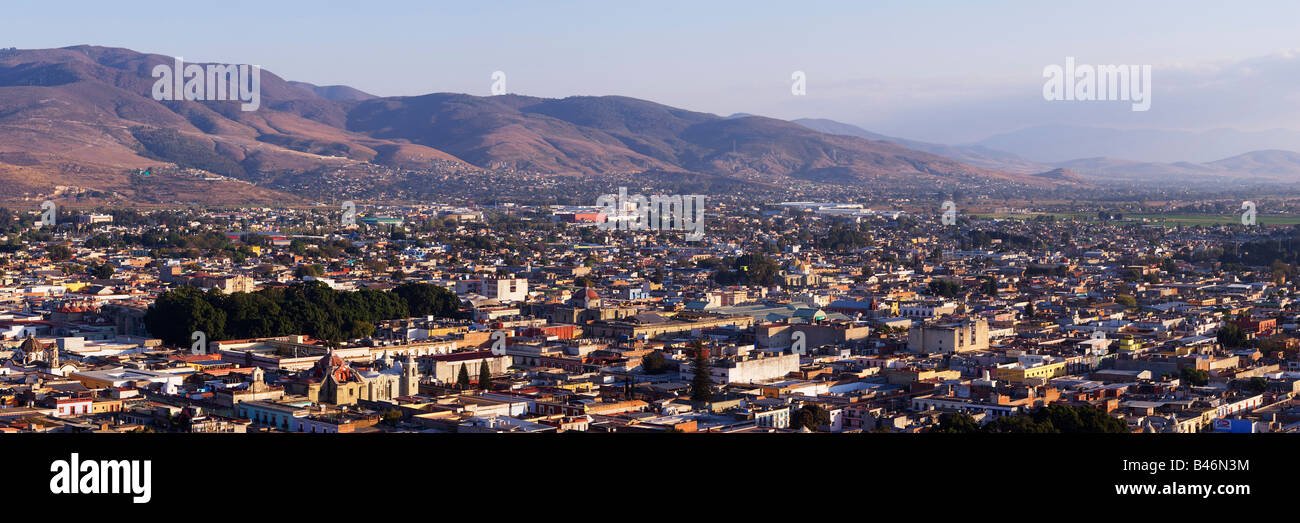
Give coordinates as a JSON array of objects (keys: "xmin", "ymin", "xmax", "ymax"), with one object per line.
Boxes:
[
  {"xmin": 641, "ymin": 351, "xmax": 673, "ymax": 374},
  {"xmin": 713, "ymin": 253, "xmax": 781, "ymax": 286},
  {"xmin": 1216, "ymin": 228, "xmax": 1300, "ymax": 267},
  {"xmin": 928, "ymin": 279, "xmax": 962, "ymax": 299},
  {"xmin": 1025, "ymin": 264, "xmax": 1070, "ymax": 277},
  {"xmin": 87, "ymin": 263, "xmax": 114, "ymax": 280},
  {"xmin": 968, "ymin": 229, "xmax": 1038, "ymax": 250},
  {"xmin": 791, "ymin": 404, "xmax": 831, "ymax": 431},
  {"xmin": 979, "ymin": 277, "xmax": 998, "ymax": 296},
  {"xmin": 815, "ymin": 224, "xmax": 873, "ymax": 252},
  {"xmin": 1180, "ymin": 367, "xmax": 1211, "ymax": 387},
  {"xmin": 131, "ymin": 127, "xmax": 248, "ymax": 179},
  {"xmin": 144, "ymin": 281, "xmax": 460, "ymax": 346},
  {"xmin": 934, "ymin": 405, "xmax": 1129, "ymax": 434},
  {"xmin": 1217, "ymin": 322, "xmax": 1248, "ymax": 348},
  {"xmin": 86, "ymin": 230, "xmax": 272, "ymax": 262},
  {"xmin": 454, "ymin": 362, "xmax": 493, "ymax": 391}
]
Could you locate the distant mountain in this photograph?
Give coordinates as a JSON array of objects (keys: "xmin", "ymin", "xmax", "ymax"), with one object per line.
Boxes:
[
  {"xmin": 347, "ymin": 94, "xmax": 1039, "ymax": 184},
  {"xmin": 974, "ymin": 125, "xmax": 1300, "ymax": 164},
  {"xmin": 793, "ymin": 119, "xmax": 1300, "ymax": 185},
  {"xmin": 1053, "ymin": 150, "xmax": 1300, "ymax": 184},
  {"xmin": 0, "ymin": 45, "xmax": 468, "ymax": 204},
  {"xmin": 0, "ymin": 45, "xmax": 1062, "ymax": 204},
  {"xmin": 1207, "ymin": 149, "xmax": 1300, "ymax": 177},
  {"xmin": 793, "ymin": 118, "xmax": 1051, "ymax": 174},
  {"xmin": 1029, "ymin": 167, "xmax": 1086, "ymax": 183},
  {"xmin": 288, "ymin": 81, "xmax": 377, "ymax": 101}
]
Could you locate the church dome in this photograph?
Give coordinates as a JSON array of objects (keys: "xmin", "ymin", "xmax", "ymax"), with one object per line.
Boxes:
[{"xmin": 312, "ymin": 349, "xmax": 357, "ymax": 382}]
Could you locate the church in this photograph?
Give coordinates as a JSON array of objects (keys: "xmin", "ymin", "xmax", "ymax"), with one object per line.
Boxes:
[
  {"xmin": 2, "ymin": 335, "xmax": 78, "ymax": 377},
  {"xmin": 289, "ymin": 349, "xmax": 420, "ymax": 406}
]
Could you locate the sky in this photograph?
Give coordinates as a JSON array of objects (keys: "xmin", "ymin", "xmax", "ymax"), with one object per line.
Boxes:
[{"xmin": 6, "ymin": 0, "xmax": 1300, "ymax": 145}]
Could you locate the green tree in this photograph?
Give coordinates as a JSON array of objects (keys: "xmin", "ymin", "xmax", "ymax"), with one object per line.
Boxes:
[
  {"xmin": 46, "ymin": 244, "xmax": 72, "ymax": 261},
  {"xmin": 1181, "ymin": 367, "xmax": 1210, "ymax": 386},
  {"xmin": 791, "ymin": 404, "xmax": 831, "ymax": 432},
  {"xmin": 689, "ymin": 343, "xmax": 714, "ymax": 404},
  {"xmin": 933, "ymin": 412, "xmax": 981, "ymax": 433},
  {"xmin": 1242, "ymin": 376, "xmax": 1269, "ymax": 394},
  {"xmin": 714, "ymin": 253, "xmax": 781, "ymax": 287},
  {"xmin": 295, "ymin": 264, "xmax": 323, "ymax": 278},
  {"xmin": 641, "ymin": 351, "xmax": 671, "ymax": 374},
  {"xmin": 393, "ymin": 282, "xmax": 460, "ymax": 317},
  {"xmin": 456, "ymin": 363, "xmax": 471, "ymax": 390},
  {"xmin": 983, "ymin": 415, "xmax": 1056, "ymax": 433},
  {"xmin": 928, "ymin": 279, "xmax": 962, "ymax": 299},
  {"xmin": 89, "ymin": 263, "xmax": 115, "ymax": 279},
  {"xmin": 478, "ymin": 359, "xmax": 492, "ymax": 390},
  {"xmin": 143, "ymin": 286, "xmax": 227, "ymax": 347},
  {"xmin": 980, "ymin": 277, "xmax": 998, "ymax": 296},
  {"xmin": 1217, "ymin": 323, "xmax": 1248, "ymax": 348}
]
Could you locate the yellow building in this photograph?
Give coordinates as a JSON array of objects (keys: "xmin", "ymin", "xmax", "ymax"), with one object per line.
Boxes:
[
  {"xmin": 1115, "ymin": 337, "xmax": 1142, "ymax": 352},
  {"xmin": 995, "ymin": 360, "xmax": 1068, "ymax": 383}
]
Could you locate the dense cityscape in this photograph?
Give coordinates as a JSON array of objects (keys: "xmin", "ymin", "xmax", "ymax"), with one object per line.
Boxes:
[
  {"xmin": 2, "ymin": 196, "xmax": 1297, "ymax": 434},
  {"xmin": 7, "ymin": 1, "xmax": 1297, "ymax": 510}
]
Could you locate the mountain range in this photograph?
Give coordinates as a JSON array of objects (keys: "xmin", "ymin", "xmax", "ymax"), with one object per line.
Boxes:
[
  {"xmin": 0, "ymin": 45, "xmax": 1298, "ymax": 205},
  {"xmin": 0, "ymin": 45, "xmax": 1075, "ymax": 205},
  {"xmin": 794, "ymin": 119, "xmax": 1300, "ymax": 187}
]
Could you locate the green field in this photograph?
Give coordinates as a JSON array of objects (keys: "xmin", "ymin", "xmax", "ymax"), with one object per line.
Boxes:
[{"xmin": 972, "ymin": 213, "xmax": 1300, "ymax": 225}]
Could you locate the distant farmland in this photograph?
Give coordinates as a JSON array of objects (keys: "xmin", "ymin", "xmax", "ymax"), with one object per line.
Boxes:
[{"xmin": 971, "ymin": 213, "xmax": 1300, "ymax": 225}]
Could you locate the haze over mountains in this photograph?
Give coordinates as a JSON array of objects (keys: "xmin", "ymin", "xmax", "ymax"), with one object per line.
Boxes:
[
  {"xmin": 0, "ymin": 45, "xmax": 1297, "ymax": 205},
  {"xmin": 795, "ymin": 119, "xmax": 1300, "ymax": 186},
  {"xmin": 974, "ymin": 125, "xmax": 1300, "ymax": 164}
]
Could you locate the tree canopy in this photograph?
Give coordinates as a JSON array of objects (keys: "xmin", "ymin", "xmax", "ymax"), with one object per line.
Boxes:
[
  {"xmin": 144, "ymin": 281, "xmax": 462, "ymax": 346},
  {"xmin": 933, "ymin": 405, "xmax": 1129, "ymax": 434}
]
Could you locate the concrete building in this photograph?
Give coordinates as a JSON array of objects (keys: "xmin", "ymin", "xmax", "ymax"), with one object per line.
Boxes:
[
  {"xmin": 456, "ymin": 278, "xmax": 528, "ymax": 303},
  {"xmin": 907, "ymin": 318, "xmax": 989, "ymax": 354},
  {"xmin": 681, "ymin": 353, "xmax": 799, "ymax": 384}
]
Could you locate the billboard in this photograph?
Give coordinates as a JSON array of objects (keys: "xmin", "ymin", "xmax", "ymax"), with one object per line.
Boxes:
[{"xmin": 1213, "ymin": 418, "xmax": 1255, "ymax": 433}]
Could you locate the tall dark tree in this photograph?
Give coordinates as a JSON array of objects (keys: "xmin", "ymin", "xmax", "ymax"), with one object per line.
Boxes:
[
  {"xmin": 477, "ymin": 359, "xmax": 492, "ymax": 390},
  {"xmin": 456, "ymin": 363, "xmax": 471, "ymax": 390},
  {"xmin": 689, "ymin": 343, "xmax": 714, "ymax": 404}
]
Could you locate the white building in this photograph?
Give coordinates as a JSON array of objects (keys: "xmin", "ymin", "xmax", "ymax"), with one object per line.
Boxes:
[
  {"xmin": 680, "ymin": 353, "xmax": 800, "ymax": 384},
  {"xmin": 456, "ymin": 278, "xmax": 528, "ymax": 303}
]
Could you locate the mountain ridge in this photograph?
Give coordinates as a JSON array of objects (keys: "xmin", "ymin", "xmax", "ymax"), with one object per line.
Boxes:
[{"xmin": 0, "ymin": 45, "xmax": 1073, "ymax": 204}]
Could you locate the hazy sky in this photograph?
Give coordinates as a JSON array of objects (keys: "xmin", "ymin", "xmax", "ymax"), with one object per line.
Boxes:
[{"xmin": 7, "ymin": 0, "xmax": 1300, "ymax": 143}]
